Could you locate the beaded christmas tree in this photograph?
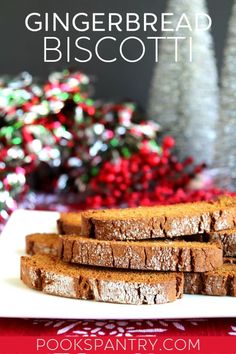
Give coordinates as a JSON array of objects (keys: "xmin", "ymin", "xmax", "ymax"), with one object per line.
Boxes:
[
  {"xmin": 147, "ymin": 0, "xmax": 219, "ymax": 166},
  {"xmin": 214, "ymin": 0, "xmax": 236, "ymax": 189}
]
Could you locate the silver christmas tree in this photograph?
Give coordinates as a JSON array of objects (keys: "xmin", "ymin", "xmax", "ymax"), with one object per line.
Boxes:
[
  {"xmin": 147, "ymin": 0, "xmax": 219, "ymax": 165},
  {"xmin": 214, "ymin": 0, "xmax": 236, "ymax": 189}
]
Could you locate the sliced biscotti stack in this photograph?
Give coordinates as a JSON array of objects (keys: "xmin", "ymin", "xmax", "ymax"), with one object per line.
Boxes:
[
  {"xmin": 57, "ymin": 197, "xmax": 236, "ymax": 258},
  {"xmin": 75, "ymin": 196, "xmax": 236, "ymax": 297},
  {"xmin": 21, "ymin": 196, "xmax": 236, "ymax": 303},
  {"xmin": 57, "ymin": 207, "xmax": 236, "ymax": 258},
  {"xmin": 23, "ymin": 236, "xmax": 185, "ymax": 304},
  {"xmin": 27, "ymin": 195, "xmax": 231, "ymax": 273},
  {"xmin": 24, "ymin": 233, "xmax": 236, "ymax": 299},
  {"xmin": 22, "ymin": 196, "xmax": 236, "ymax": 303}
]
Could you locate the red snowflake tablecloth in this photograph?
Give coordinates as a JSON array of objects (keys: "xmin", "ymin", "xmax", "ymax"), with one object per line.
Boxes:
[
  {"xmin": 0, "ymin": 318, "xmax": 236, "ymax": 354},
  {"xmin": 0, "ymin": 319, "xmax": 236, "ymax": 354},
  {"xmin": 0, "ymin": 318, "xmax": 235, "ymax": 336}
]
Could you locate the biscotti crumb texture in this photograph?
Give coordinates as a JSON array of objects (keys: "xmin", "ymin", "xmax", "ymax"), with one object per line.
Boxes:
[
  {"xmin": 57, "ymin": 212, "xmax": 81, "ymax": 235},
  {"xmin": 81, "ymin": 196, "xmax": 236, "ymax": 241},
  {"xmin": 184, "ymin": 264, "xmax": 236, "ymax": 296},
  {"xmin": 26, "ymin": 233, "xmax": 59, "ymax": 256},
  {"xmin": 20, "ymin": 254, "xmax": 184, "ymax": 305},
  {"xmin": 60, "ymin": 235, "xmax": 223, "ymax": 272}
]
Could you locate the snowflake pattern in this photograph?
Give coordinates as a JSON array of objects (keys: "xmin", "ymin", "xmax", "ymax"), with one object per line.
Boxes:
[
  {"xmin": 229, "ymin": 326, "xmax": 236, "ymax": 336},
  {"xmin": 31, "ymin": 319, "xmax": 212, "ymax": 337}
]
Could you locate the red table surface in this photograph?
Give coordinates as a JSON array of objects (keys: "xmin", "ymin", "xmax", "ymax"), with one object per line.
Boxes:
[{"xmin": 0, "ymin": 318, "xmax": 235, "ymax": 337}]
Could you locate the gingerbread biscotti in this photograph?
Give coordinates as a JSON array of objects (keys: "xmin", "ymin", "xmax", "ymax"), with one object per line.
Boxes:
[
  {"xmin": 59, "ymin": 235, "xmax": 223, "ymax": 272},
  {"xmin": 26, "ymin": 233, "xmax": 59, "ymax": 256},
  {"xmin": 20, "ymin": 254, "xmax": 183, "ymax": 305},
  {"xmin": 57, "ymin": 212, "xmax": 81, "ymax": 235},
  {"xmin": 184, "ymin": 264, "xmax": 236, "ymax": 296},
  {"xmin": 81, "ymin": 196, "xmax": 236, "ymax": 241}
]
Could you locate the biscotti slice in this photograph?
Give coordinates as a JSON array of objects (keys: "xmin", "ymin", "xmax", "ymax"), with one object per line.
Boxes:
[
  {"xmin": 26, "ymin": 233, "xmax": 59, "ymax": 256},
  {"xmin": 20, "ymin": 254, "xmax": 183, "ymax": 305},
  {"xmin": 81, "ymin": 196, "xmax": 236, "ymax": 241},
  {"xmin": 208, "ymin": 229, "xmax": 236, "ymax": 257},
  {"xmin": 60, "ymin": 236, "xmax": 223, "ymax": 272},
  {"xmin": 184, "ymin": 264, "xmax": 236, "ymax": 296},
  {"xmin": 57, "ymin": 212, "xmax": 81, "ymax": 235}
]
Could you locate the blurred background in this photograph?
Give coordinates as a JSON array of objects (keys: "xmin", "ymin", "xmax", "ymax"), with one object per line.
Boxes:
[
  {"xmin": 0, "ymin": 0, "xmax": 234, "ymax": 108},
  {"xmin": 0, "ymin": 0, "xmax": 235, "ymax": 226}
]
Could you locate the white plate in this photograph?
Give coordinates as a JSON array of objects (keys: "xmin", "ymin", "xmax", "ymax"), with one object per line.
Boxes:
[{"xmin": 0, "ymin": 209, "xmax": 235, "ymax": 320}]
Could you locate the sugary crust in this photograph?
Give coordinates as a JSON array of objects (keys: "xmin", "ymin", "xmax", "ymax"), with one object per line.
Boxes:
[
  {"xmin": 81, "ymin": 197, "xmax": 236, "ymax": 241},
  {"xmin": 60, "ymin": 236, "xmax": 223, "ymax": 272},
  {"xmin": 184, "ymin": 264, "xmax": 236, "ymax": 296},
  {"xmin": 57, "ymin": 213, "xmax": 82, "ymax": 235},
  {"xmin": 20, "ymin": 255, "xmax": 184, "ymax": 305}
]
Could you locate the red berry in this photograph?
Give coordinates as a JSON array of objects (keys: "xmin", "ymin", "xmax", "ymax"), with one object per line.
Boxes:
[{"xmin": 163, "ymin": 136, "xmax": 175, "ymax": 149}]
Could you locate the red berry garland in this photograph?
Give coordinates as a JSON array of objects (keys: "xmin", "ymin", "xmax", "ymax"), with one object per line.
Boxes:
[{"xmin": 85, "ymin": 137, "xmax": 228, "ymax": 209}]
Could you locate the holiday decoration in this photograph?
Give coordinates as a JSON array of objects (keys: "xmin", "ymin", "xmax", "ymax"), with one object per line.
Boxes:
[
  {"xmin": 0, "ymin": 68, "xmax": 229, "ymax": 226},
  {"xmin": 147, "ymin": 0, "xmax": 219, "ymax": 166},
  {"xmin": 59, "ymin": 101, "xmax": 160, "ymax": 195},
  {"xmin": 85, "ymin": 137, "xmax": 225, "ymax": 209},
  {"xmin": 214, "ymin": 0, "xmax": 236, "ymax": 189},
  {"xmin": 0, "ymin": 69, "xmax": 92, "ymax": 222}
]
